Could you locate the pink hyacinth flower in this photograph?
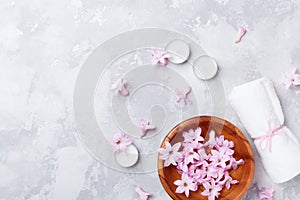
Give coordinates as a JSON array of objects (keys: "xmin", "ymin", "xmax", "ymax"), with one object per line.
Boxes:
[
  {"xmin": 176, "ymin": 161, "xmax": 189, "ymax": 174},
  {"xmin": 183, "ymin": 127, "xmax": 204, "ymax": 149},
  {"xmin": 235, "ymin": 27, "xmax": 247, "ymax": 43},
  {"xmin": 135, "ymin": 185, "xmax": 151, "ymax": 200},
  {"xmin": 218, "ymin": 171, "xmax": 238, "ymax": 190},
  {"xmin": 215, "ymin": 135, "xmax": 235, "ymax": 156},
  {"xmin": 176, "ymin": 86, "xmax": 192, "ymax": 105},
  {"xmin": 158, "ymin": 142, "xmax": 182, "ymax": 167},
  {"xmin": 139, "ymin": 119, "xmax": 155, "ymax": 138},
  {"xmin": 257, "ymin": 185, "xmax": 275, "ymax": 200},
  {"xmin": 174, "ymin": 174, "xmax": 198, "ymax": 197},
  {"xmin": 282, "ymin": 67, "xmax": 300, "ymax": 89},
  {"xmin": 204, "ymin": 130, "xmax": 216, "ymax": 149},
  {"xmin": 201, "ymin": 179, "xmax": 223, "ymax": 200},
  {"xmin": 111, "ymin": 78, "xmax": 129, "ymax": 96},
  {"xmin": 226, "ymin": 157, "xmax": 245, "ymax": 170},
  {"xmin": 151, "ymin": 49, "xmax": 172, "ymax": 66},
  {"xmin": 209, "ymin": 149, "xmax": 231, "ymax": 169},
  {"xmin": 111, "ymin": 132, "xmax": 133, "ymax": 153},
  {"xmin": 205, "ymin": 163, "xmax": 220, "ymax": 179},
  {"xmin": 182, "ymin": 145, "xmax": 200, "ymax": 165}
]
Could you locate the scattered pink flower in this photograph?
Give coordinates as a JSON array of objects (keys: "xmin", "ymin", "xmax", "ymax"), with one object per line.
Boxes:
[
  {"xmin": 201, "ymin": 179, "xmax": 223, "ymax": 200},
  {"xmin": 176, "ymin": 86, "xmax": 192, "ymax": 105},
  {"xmin": 111, "ymin": 132, "xmax": 133, "ymax": 153},
  {"xmin": 151, "ymin": 49, "xmax": 171, "ymax": 66},
  {"xmin": 235, "ymin": 27, "xmax": 247, "ymax": 43},
  {"xmin": 139, "ymin": 119, "xmax": 155, "ymax": 138},
  {"xmin": 111, "ymin": 78, "xmax": 129, "ymax": 96},
  {"xmin": 282, "ymin": 67, "xmax": 300, "ymax": 89},
  {"xmin": 174, "ymin": 174, "xmax": 198, "ymax": 197},
  {"xmin": 135, "ymin": 185, "xmax": 151, "ymax": 200},
  {"xmin": 158, "ymin": 142, "xmax": 182, "ymax": 167},
  {"xmin": 257, "ymin": 185, "xmax": 275, "ymax": 200}
]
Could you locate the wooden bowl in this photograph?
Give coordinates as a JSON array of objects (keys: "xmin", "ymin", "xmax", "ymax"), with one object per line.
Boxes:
[{"xmin": 158, "ymin": 116, "xmax": 255, "ymax": 200}]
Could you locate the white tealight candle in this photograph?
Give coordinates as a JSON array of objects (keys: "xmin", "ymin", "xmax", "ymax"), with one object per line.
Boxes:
[
  {"xmin": 165, "ymin": 39, "xmax": 190, "ymax": 64},
  {"xmin": 193, "ymin": 55, "xmax": 218, "ymax": 80}
]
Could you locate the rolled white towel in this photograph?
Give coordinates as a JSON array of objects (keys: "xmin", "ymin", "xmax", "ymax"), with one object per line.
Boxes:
[{"xmin": 229, "ymin": 77, "xmax": 300, "ymax": 183}]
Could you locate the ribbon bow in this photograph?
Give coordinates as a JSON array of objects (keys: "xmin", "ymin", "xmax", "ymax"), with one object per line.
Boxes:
[{"xmin": 254, "ymin": 119, "xmax": 285, "ymax": 152}]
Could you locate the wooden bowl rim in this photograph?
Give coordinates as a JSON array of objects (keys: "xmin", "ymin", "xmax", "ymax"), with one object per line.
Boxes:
[{"xmin": 157, "ymin": 115, "xmax": 255, "ymax": 200}]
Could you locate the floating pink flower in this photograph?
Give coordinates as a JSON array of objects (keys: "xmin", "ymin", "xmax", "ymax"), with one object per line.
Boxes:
[
  {"xmin": 176, "ymin": 87, "xmax": 192, "ymax": 105},
  {"xmin": 215, "ymin": 135, "xmax": 234, "ymax": 148},
  {"xmin": 218, "ymin": 171, "xmax": 238, "ymax": 190},
  {"xmin": 282, "ymin": 67, "xmax": 300, "ymax": 89},
  {"xmin": 135, "ymin": 185, "xmax": 151, "ymax": 200},
  {"xmin": 235, "ymin": 27, "xmax": 247, "ymax": 43},
  {"xmin": 183, "ymin": 127, "xmax": 204, "ymax": 148},
  {"xmin": 151, "ymin": 49, "xmax": 171, "ymax": 66},
  {"xmin": 204, "ymin": 130, "xmax": 216, "ymax": 149},
  {"xmin": 111, "ymin": 132, "xmax": 133, "ymax": 153},
  {"xmin": 176, "ymin": 161, "xmax": 189, "ymax": 174},
  {"xmin": 205, "ymin": 163, "xmax": 220, "ymax": 179},
  {"xmin": 227, "ymin": 157, "xmax": 245, "ymax": 170},
  {"xmin": 201, "ymin": 179, "xmax": 223, "ymax": 200},
  {"xmin": 182, "ymin": 145, "xmax": 200, "ymax": 165},
  {"xmin": 209, "ymin": 149, "xmax": 231, "ymax": 169},
  {"xmin": 158, "ymin": 142, "xmax": 182, "ymax": 167},
  {"xmin": 192, "ymin": 168, "xmax": 207, "ymax": 184},
  {"xmin": 257, "ymin": 185, "xmax": 275, "ymax": 200},
  {"xmin": 139, "ymin": 119, "xmax": 155, "ymax": 138},
  {"xmin": 111, "ymin": 78, "xmax": 129, "ymax": 96},
  {"xmin": 174, "ymin": 174, "xmax": 198, "ymax": 197},
  {"xmin": 196, "ymin": 148, "xmax": 209, "ymax": 161}
]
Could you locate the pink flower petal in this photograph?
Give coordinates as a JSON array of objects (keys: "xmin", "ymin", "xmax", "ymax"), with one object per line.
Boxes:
[
  {"xmin": 235, "ymin": 27, "xmax": 247, "ymax": 43},
  {"xmin": 139, "ymin": 119, "xmax": 155, "ymax": 138},
  {"xmin": 282, "ymin": 67, "xmax": 300, "ymax": 89},
  {"xmin": 257, "ymin": 185, "xmax": 275, "ymax": 200},
  {"xmin": 135, "ymin": 185, "xmax": 151, "ymax": 200}
]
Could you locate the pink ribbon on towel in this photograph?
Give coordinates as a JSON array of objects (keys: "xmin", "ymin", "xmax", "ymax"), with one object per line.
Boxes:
[{"xmin": 254, "ymin": 120, "xmax": 285, "ymax": 152}]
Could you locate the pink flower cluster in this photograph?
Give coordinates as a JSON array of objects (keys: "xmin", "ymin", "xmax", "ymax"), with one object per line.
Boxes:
[{"xmin": 158, "ymin": 128, "xmax": 244, "ymax": 199}]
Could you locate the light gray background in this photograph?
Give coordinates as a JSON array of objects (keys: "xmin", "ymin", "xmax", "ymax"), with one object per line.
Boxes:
[{"xmin": 1, "ymin": 0, "xmax": 300, "ymax": 199}]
